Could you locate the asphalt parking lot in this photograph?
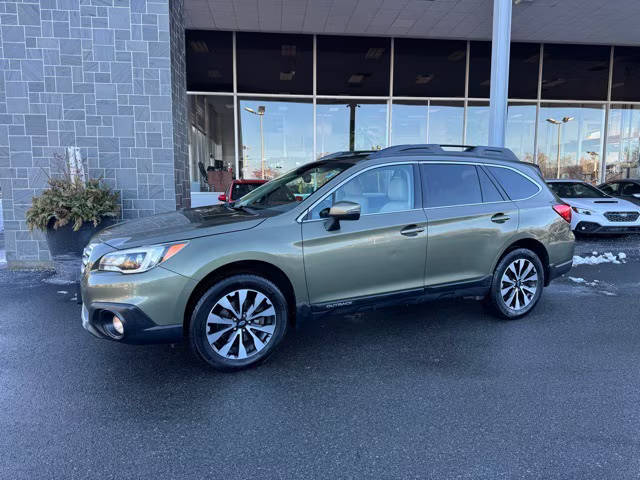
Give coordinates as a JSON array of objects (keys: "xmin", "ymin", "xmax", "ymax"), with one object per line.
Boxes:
[{"xmin": 1, "ymin": 236, "xmax": 639, "ymax": 479}]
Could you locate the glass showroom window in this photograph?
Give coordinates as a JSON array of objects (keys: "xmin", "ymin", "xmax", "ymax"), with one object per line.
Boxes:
[
  {"xmin": 428, "ymin": 101, "xmax": 464, "ymax": 145},
  {"xmin": 606, "ymin": 105, "xmax": 640, "ymax": 180},
  {"xmin": 316, "ymin": 100, "xmax": 387, "ymax": 158},
  {"xmin": 537, "ymin": 103, "xmax": 605, "ymax": 183},
  {"xmin": 465, "ymin": 102, "xmax": 490, "ymax": 146},
  {"xmin": 186, "ymin": 31, "xmax": 233, "ymax": 92},
  {"xmin": 391, "ymin": 101, "xmax": 428, "ymax": 145},
  {"xmin": 505, "ymin": 103, "xmax": 536, "ymax": 162},
  {"xmin": 187, "ymin": 95, "xmax": 235, "ymax": 188},
  {"xmin": 238, "ymin": 98, "xmax": 313, "ymax": 180}
]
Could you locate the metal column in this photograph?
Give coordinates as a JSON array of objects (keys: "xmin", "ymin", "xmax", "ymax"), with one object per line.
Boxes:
[{"xmin": 488, "ymin": 0, "xmax": 512, "ymax": 147}]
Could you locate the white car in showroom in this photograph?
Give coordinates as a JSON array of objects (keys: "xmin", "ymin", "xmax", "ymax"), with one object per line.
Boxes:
[{"xmin": 547, "ymin": 179, "xmax": 640, "ymax": 234}]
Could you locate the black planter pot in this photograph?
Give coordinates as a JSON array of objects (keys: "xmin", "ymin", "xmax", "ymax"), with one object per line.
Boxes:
[{"xmin": 45, "ymin": 218, "xmax": 117, "ymax": 257}]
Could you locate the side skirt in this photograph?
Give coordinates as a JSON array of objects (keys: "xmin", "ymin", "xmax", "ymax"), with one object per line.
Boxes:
[{"xmin": 296, "ymin": 276, "xmax": 493, "ymax": 324}]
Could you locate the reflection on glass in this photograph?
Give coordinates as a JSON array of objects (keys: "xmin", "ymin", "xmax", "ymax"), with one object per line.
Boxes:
[
  {"xmin": 468, "ymin": 42, "xmax": 491, "ymax": 98},
  {"xmin": 316, "ymin": 101, "xmax": 387, "ymax": 157},
  {"xmin": 606, "ymin": 105, "xmax": 640, "ymax": 180},
  {"xmin": 317, "ymin": 36, "xmax": 390, "ymax": 96},
  {"xmin": 238, "ymin": 98, "xmax": 313, "ymax": 180},
  {"xmin": 465, "ymin": 102, "xmax": 489, "ymax": 146},
  {"xmin": 236, "ymin": 33, "xmax": 313, "ymax": 94},
  {"xmin": 537, "ymin": 103, "xmax": 605, "ymax": 183},
  {"xmin": 541, "ymin": 44, "xmax": 609, "ymax": 101},
  {"xmin": 187, "ymin": 95, "xmax": 235, "ymax": 188},
  {"xmin": 611, "ymin": 47, "xmax": 640, "ymax": 102},
  {"xmin": 506, "ymin": 103, "xmax": 536, "ymax": 161},
  {"xmin": 391, "ymin": 102, "xmax": 427, "ymax": 145},
  {"xmin": 428, "ymin": 101, "xmax": 463, "ymax": 145}
]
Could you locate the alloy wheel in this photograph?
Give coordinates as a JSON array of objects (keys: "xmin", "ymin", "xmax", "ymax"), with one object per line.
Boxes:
[
  {"xmin": 206, "ymin": 289, "xmax": 276, "ymax": 359},
  {"xmin": 500, "ymin": 259, "xmax": 539, "ymax": 311}
]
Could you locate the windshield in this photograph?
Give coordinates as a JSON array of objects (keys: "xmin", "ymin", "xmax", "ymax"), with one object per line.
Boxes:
[
  {"xmin": 548, "ymin": 182, "xmax": 610, "ymax": 199},
  {"xmin": 234, "ymin": 161, "xmax": 352, "ymax": 213}
]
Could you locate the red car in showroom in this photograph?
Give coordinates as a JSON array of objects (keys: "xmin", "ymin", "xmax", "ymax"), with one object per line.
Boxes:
[{"xmin": 218, "ymin": 179, "xmax": 267, "ymax": 203}]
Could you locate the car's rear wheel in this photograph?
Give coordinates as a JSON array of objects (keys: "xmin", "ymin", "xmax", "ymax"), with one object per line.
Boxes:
[
  {"xmin": 189, "ymin": 274, "xmax": 289, "ymax": 371},
  {"xmin": 487, "ymin": 248, "xmax": 544, "ymax": 320}
]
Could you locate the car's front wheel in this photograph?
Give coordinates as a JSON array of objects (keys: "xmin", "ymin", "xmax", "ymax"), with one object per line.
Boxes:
[
  {"xmin": 189, "ymin": 274, "xmax": 289, "ymax": 371},
  {"xmin": 487, "ymin": 248, "xmax": 545, "ymax": 320}
]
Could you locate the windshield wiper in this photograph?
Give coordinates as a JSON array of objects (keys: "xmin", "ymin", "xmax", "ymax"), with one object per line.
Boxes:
[{"xmin": 227, "ymin": 204, "xmax": 258, "ymax": 214}]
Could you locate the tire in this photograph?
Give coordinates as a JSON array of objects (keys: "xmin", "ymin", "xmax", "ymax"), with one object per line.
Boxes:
[
  {"xmin": 487, "ymin": 248, "xmax": 545, "ymax": 320},
  {"xmin": 189, "ymin": 274, "xmax": 289, "ymax": 371}
]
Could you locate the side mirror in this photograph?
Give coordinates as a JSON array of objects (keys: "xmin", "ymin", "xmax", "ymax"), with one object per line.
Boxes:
[
  {"xmin": 218, "ymin": 194, "xmax": 227, "ymax": 202},
  {"xmin": 323, "ymin": 201, "xmax": 361, "ymax": 231},
  {"xmin": 633, "ymin": 193, "xmax": 640, "ymax": 199}
]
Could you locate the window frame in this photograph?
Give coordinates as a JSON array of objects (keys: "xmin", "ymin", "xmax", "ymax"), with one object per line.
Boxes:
[{"xmin": 299, "ymin": 162, "xmax": 422, "ymax": 222}]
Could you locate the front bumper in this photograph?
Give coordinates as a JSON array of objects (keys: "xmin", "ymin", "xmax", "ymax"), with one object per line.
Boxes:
[
  {"xmin": 81, "ymin": 264, "xmax": 197, "ymax": 345},
  {"xmin": 81, "ymin": 301, "xmax": 182, "ymax": 344},
  {"xmin": 575, "ymin": 221, "xmax": 640, "ymax": 234}
]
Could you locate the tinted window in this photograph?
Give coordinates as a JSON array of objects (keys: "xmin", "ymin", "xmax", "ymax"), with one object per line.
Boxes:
[
  {"xmin": 422, "ymin": 164, "xmax": 482, "ymax": 208},
  {"xmin": 317, "ymin": 36, "xmax": 390, "ymax": 96},
  {"xmin": 611, "ymin": 47, "xmax": 640, "ymax": 102},
  {"xmin": 547, "ymin": 182, "xmax": 608, "ymax": 199},
  {"xmin": 393, "ymin": 39, "xmax": 466, "ymax": 97},
  {"xmin": 186, "ymin": 30, "xmax": 233, "ymax": 92},
  {"xmin": 541, "ymin": 44, "xmax": 609, "ymax": 101},
  {"xmin": 311, "ymin": 165, "xmax": 415, "ymax": 218},
  {"xmin": 509, "ymin": 43, "xmax": 540, "ymax": 99},
  {"xmin": 622, "ymin": 182, "xmax": 640, "ymax": 195},
  {"xmin": 236, "ymin": 33, "xmax": 313, "ymax": 94},
  {"xmin": 488, "ymin": 167, "xmax": 540, "ymax": 200},
  {"xmin": 478, "ymin": 167, "xmax": 505, "ymax": 202},
  {"xmin": 468, "ymin": 41, "xmax": 491, "ymax": 98},
  {"xmin": 599, "ymin": 183, "xmax": 617, "ymax": 194}
]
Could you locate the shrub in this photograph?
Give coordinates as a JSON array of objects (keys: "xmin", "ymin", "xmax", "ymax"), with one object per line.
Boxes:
[{"xmin": 26, "ymin": 176, "xmax": 121, "ymax": 232}]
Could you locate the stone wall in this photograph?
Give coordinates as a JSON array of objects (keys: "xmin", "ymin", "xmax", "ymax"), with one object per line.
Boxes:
[{"xmin": 0, "ymin": 0, "xmax": 187, "ymax": 268}]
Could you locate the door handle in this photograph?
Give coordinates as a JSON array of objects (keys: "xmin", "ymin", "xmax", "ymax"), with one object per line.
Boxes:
[
  {"xmin": 491, "ymin": 213, "xmax": 511, "ymax": 223},
  {"xmin": 400, "ymin": 224, "xmax": 425, "ymax": 236}
]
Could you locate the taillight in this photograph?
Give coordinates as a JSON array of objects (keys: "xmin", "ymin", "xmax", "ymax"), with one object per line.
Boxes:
[{"xmin": 553, "ymin": 204, "xmax": 572, "ymax": 223}]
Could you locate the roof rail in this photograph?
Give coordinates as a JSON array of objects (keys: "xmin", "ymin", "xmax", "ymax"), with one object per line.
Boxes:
[
  {"xmin": 318, "ymin": 150, "xmax": 376, "ymax": 161},
  {"xmin": 368, "ymin": 144, "xmax": 521, "ymax": 162}
]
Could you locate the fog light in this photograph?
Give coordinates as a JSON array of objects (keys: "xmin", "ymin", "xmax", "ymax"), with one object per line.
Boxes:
[{"xmin": 112, "ymin": 315, "xmax": 124, "ymax": 335}]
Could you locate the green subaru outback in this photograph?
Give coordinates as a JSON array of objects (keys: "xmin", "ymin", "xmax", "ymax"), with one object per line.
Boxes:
[{"xmin": 81, "ymin": 145, "xmax": 574, "ymax": 371}]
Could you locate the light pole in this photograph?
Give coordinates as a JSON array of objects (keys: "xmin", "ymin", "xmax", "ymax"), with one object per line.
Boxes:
[
  {"xmin": 244, "ymin": 106, "xmax": 266, "ymax": 179},
  {"xmin": 546, "ymin": 116, "xmax": 574, "ymax": 178}
]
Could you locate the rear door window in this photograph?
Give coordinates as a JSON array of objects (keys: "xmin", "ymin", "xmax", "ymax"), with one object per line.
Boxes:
[
  {"xmin": 622, "ymin": 182, "xmax": 640, "ymax": 195},
  {"xmin": 421, "ymin": 164, "xmax": 482, "ymax": 207},
  {"xmin": 487, "ymin": 166, "xmax": 540, "ymax": 200}
]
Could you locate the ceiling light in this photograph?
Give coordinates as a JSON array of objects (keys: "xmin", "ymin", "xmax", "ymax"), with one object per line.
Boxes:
[
  {"xmin": 415, "ymin": 74, "xmax": 434, "ymax": 85},
  {"xmin": 365, "ymin": 48, "xmax": 385, "ymax": 60},
  {"xmin": 280, "ymin": 71, "xmax": 295, "ymax": 81},
  {"xmin": 542, "ymin": 78, "xmax": 566, "ymax": 88},
  {"xmin": 281, "ymin": 45, "xmax": 297, "ymax": 57},
  {"xmin": 190, "ymin": 40, "xmax": 208, "ymax": 53},
  {"xmin": 207, "ymin": 69, "xmax": 221, "ymax": 79},
  {"xmin": 348, "ymin": 74, "xmax": 365, "ymax": 84}
]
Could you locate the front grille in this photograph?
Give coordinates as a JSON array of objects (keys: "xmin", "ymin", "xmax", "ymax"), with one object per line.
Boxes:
[{"xmin": 604, "ymin": 211, "xmax": 640, "ymax": 222}]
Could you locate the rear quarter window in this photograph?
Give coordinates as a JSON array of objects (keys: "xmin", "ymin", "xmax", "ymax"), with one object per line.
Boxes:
[{"xmin": 487, "ymin": 166, "xmax": 540, "ymax": 200}]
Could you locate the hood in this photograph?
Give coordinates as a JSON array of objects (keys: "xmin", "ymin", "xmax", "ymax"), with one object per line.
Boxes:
[
  {"xmin": 92, "ymin": 204, "xmax": 268, "ymax": 249},
  {"xmin": 560, "ymin": 197, "xmax": 640, "ymax": 212}
]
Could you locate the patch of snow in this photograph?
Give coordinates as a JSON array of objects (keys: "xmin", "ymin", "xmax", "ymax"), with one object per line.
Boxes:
[
  {"xmin": 602, "ymin": 291, "xmax": 616, "ymax": 296},
  {"xmin": 43, "ymin": 277, "xmax": 76, "ymax": 285},
  {"xmin": 0, "ymin": 249, "xmax": 6, "ymax": 265},
  {"xmin": 573, "ymin": 252, "xmax": 627, "ymax": 266},
  {"xmin": 568, "ymin": 276, "xmax": 599, "ymax": 287},
  {"xmin": 56, "ymin": 290, "xmax": 69, "ymax": 294}
]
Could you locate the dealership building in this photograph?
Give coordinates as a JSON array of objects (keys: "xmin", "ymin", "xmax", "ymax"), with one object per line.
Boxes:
[{"xmin": 1, "ymin": 0, "xmax": 640, "ymax": 267}]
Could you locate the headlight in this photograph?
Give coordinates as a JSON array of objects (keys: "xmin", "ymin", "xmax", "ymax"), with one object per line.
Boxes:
[
  {"xmin": 98, "ymin": 242, "xmax": 187, "ymax": 274},
  {"xmin": 571, "ymin": 207, "xmax": 593, "ymax": 215}
]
